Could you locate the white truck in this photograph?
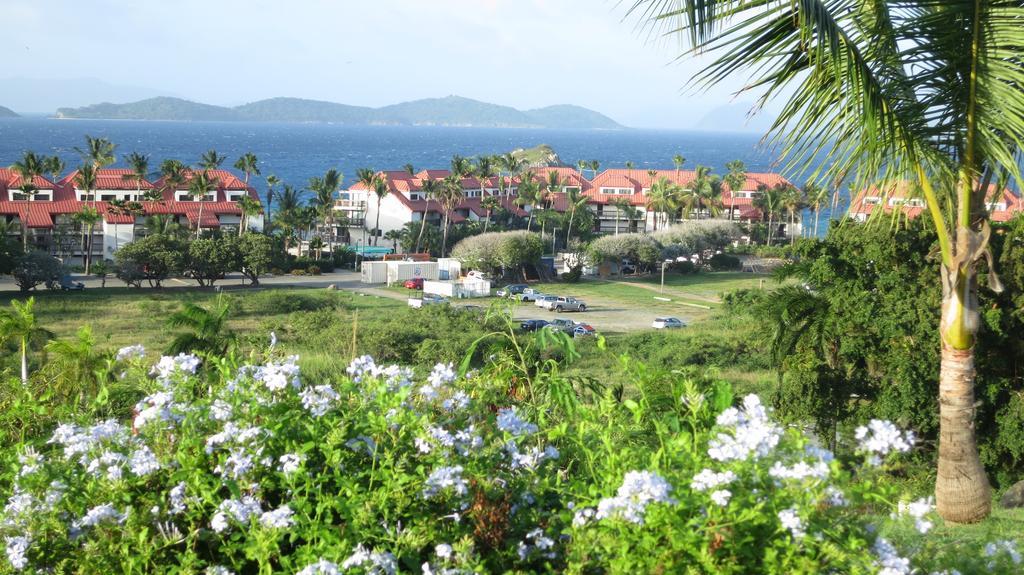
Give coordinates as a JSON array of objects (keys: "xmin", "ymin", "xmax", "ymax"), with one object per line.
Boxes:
[{"xmin": 539, "ymin": 296, "xmax": 587, "ymax": 312}]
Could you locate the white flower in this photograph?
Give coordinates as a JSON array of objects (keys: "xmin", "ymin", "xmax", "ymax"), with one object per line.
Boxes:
[
  {"xmin": 893, "ymin": 497, "xmax": 934, "ymax": 534},
  {"xmin": 297, "ymin": 559, "xmax": 340, "ymax": 575},
  {"xmin": 435, "ymin": 543, "xmax": 453, "ymax": 560},
  {"xmin": 707, "ymin": 395, "xmax": 782, "ymax": 462},
  {"xmin": 423, "ymin": 466, "xmax": 468, "ymax": 499},
  {"xmin": 299, "ymin": 385, "xmax": 340, "ymax": 417},
  {"xmin": 16, "ymin": 448, "xmax": 44, "ymax": 477},
  {"xmin": 777, "ymin": 507, "xmax": 805, "ymax": 539},
  {"xmin": 595, "ymin": 470, "xmax": 675, "ymax": 524},
  {"xmin": 151, "ymin": 353, "xmax": 201, "ymax": 382},
  {"xmin": 572, "ymin": 507, "xmax": 596, "ymax": 527},
  {"xmin": 342, "ymin": 544, "xmax": 398, "ymax": 575},
  {"xmin": 128, "ymin": 445, "xmax": 161, "ymax": 476},
  {"xmin": 259, "ymin": 505, "xmax": 294, "ymax": 529},
  {"xmin": 505, "ymin": 441, "xmax": 558, "ymax": 471},
  {"xmin": 496, "ymin": 407, "xmax": 538, "ymax": 436},
  {"xmin": 690, "ymin": 468, "xmax": 736, "ymax": 491},
  {"xmin": 767, "ymin": 460, "xmax": 830, "ymax": 482},
  {"xmin": 211, "ymin": 497, "xmax": 262, "ymax": 533},
  {"xmin": 134, "ymin": 391, "xmax": 184, "ymax": 429},
  {"xmin": 873, "ymin": 537, "xmax": 911, "ymax": 575},
  {"xmin": 824, "ymin": 486, "xmax": 847, "ymax": 507},
  {"xmin": 4, "ymin": 535, "xmax": 29, "ymax": 571},
  {"xmin": 517, "ymin": 528, "xmax": 556, "ymax": 560},
  {"xmin": 168, "ymin": 483, "xmax": 187, "ymax": 515},
  {"xmin": 347, "ymin": 355, "xmax": 379, "ymax": 383},
  {"xmin": 984, "ymin": 540, "xmax": 1022, "ymax": 566},
  {"xmin": 253, "ymin": 356, "xmax": 301, "ymax": 392},
  {"xmin": 115, "ymin": 344, "xmax": 146, "ymax": 361},
  {"xmin": 74, "ymin": 503, "xmax": 127, "ymax": 529},
  {"xmin": 269, "ymin": 331, "xmax": 277, "ymax": 349},
  {"xmin": 854, "ymin": 420, "xmax": 915, "ymax": 464},
  {"xmin": 442, "ymin": 391, "xmax": 470, "ymax": 412},
  {"xmin": 206, "ymin": 567, "xmax": 234, "ymax": 575},
  {"xmin": 428, "ymin": 363, "xmax": 457, "ymax": 387},
  {"xmin": 210, "ymin": 400, "xmax": 233, "ymax": 421},
  {"xmin": 279, "ymin": 453, "xmax": 305, "ymax": 475},
  {"xmin": 710, "ymin": 489, "xmax": 732, "ymax": 506}
]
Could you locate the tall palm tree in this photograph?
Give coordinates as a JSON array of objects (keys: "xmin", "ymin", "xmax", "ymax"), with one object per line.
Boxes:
[
  {"xmin": 540, "ymin": 171, "xmax": 563, "ymax": 239},
  {"xmin": 753, "ymin": 185, "xmax": 782, "ymax": 245},
  {"xmin": 188, "ymin": 170, "xmax": 220, "ymax": 240},
  {"xmin": 481, "ymin": 195, "xmax": 500, "ymax": 234},
  {"xmin": 166, "ymin": 298, "xmax": 236, "ymax": 357},
  {"xmin": 415, "ymin": 178, "xmax": 440, "ymax": 253},
  {"xmin": 672, "ymin": 154, "xmax": 686, "ymax": 181},
  {"xmin": 233, "ymin": 153, "xmax": 260, "ymax": 185},
  {"xmin": 356, "ymin": 168, "xmax": 377, "ymax": 242},
  {"xmin": 631, "ymin": 0, "xmax": 1024, "ymax": 521},
  {"xmin": 0, "ymin": 297, "xmax": 53, "ymax": 385},
  {"xmin": 403, "ymin": 163, "xmax": 415, "ymax": 176},
  {"xmin": 589, "ymin": 160, "xmax": 600, "ymax": 180},
  {"xmin": 371, "ymin": 176, "xmax": 390, "ymax": 246},
  {"xmin": 237, "ymin": 195, "xmax": 263, "ymax": 236},
  {"xmin": 780, "ymin": 186, "xmax": 805, "ymax": 244},
  {"xmin": 123, "ymin": 152, "xmax": 150, "ymax": 201},
  {"xmin": 805, "ymin": 183, "xmax": 829, "ymax": 239},
  {"xmin": 450, "ymin": 154, "xmax": 472, "ymax": 179},
  {"xmin": 198, "ymin": 149, "xmax": 226, "ymax": 171},
  {"xmin": 724, "ymin": 160, "xmax": 747, "ymax": 221},
  {"xmin": 11, "ymin": 151, "xmax": 45, "ymax": 191},
  {"xmin": 498, "ymin": 153, "xmax": 526, "ymax": 197},
  {"xmin": 611, "ymin": 198, "xmax": 641, "ymax": 235},
  {"xmin": 564, "ymin": 186, "xmax": 588, "ymax": 247},
  {"xmin": 310, "ymin": 169, "xmax": 342, "ymax": 250},
  {"xmin": 275, "ymin": 185, "xmax": 302, "ymax": 253},
  {"xmin": 160, "ymin": 159, "xmax": 187, "ymax": 199},
  {"xmin": 43, "ymin": 156, "xmax": 65, "ymax": 183},
  {"xmin": 75, "ymin": 136, "xmax": 116, "ymax": 171},
  {"xmin": 515, "ymin": 177, "xmax": 540, "ymax": 232},
  {"xmin": 646, "ymin": 177, "xmax": 675, "ymax": 231},
  {"xmin": 265, "ymin": 174, "xmax": 280, "ymax": 231},
  {"xmin": 437, "ymin": 175, "xmax": 465, "ymax": 257},
  {"xmin": 576, "ymin": 159, "xmax": 588, "ymax": 179},
  {"xmin": 73, "ymin": 166, "xmax": 101, "ymax": 274},
  {"xmin": 474, "ymin": 155, "xmax": 494, "ymax": 198}
]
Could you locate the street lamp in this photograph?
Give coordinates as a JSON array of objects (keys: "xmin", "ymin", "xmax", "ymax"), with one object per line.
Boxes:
[
  {"xmin": 660, "ymin": 260, "xmax": 671, "ymax": 294},
  {"xmin": 354, "ymin": 239, "xmax": 362, "ymax": 271}
]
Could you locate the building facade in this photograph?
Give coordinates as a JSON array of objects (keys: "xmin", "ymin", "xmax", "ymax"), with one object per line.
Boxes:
[
  {"xmin": 0, "ymin": 168, "xmax": 262, "ymax": 264},
  {"xmin": 849, "ymin": 181, "xmax": 1022, "ymax": 223}
]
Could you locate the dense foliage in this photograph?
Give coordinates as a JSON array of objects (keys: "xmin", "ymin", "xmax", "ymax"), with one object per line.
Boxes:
[
  {"xmin": 450, "ymin": 231, "xmax": 543, "ymax": 278},
  {"xmin": 750, "ymin": 218, "xmax": 1024, "ymax": 485},
  {"xmin": 4, "ymin": 344, "xmax": 1018, "ymax": 574}
]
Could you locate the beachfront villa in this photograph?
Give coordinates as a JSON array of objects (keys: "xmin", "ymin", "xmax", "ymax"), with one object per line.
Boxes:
[
  {"xmin": 0, "ymin": 168, "xmax": 262, "ymax": 264},
  {"xmin": 849, "ymin": 181, "xmax": 1022, "ymax": 223},
  {"xmin": 346, "ymin": 166, "xmax": 797, "ymax": 239}
]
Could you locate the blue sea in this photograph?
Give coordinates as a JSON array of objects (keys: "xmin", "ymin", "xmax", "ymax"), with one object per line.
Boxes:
[{"xmin": 0, "ymin": 118, "xmax": 843, "ymax": 235}]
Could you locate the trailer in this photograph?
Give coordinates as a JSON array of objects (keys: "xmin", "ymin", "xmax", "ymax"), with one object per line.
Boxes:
[
  {"xmin": 386, "ymin": 261, "xmax": 439, "ymax": 286},
  {"xmin": 424, "ymin": 278, "xmax": 491, "ymax": 299},
  {"xmin": 436, "ymin": 258, "xmax": 463, "ymax": 281},
  {"xmin": 360, "ymin": 261, "xmax": 389, "ymax": 284}
]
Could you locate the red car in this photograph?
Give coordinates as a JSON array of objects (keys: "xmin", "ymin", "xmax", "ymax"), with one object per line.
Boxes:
[{"xmin": 403, "ymin": 277, "xmax": 424, "ymax": 290}]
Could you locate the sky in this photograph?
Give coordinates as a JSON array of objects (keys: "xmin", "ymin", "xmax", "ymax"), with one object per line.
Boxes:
[{"xmin": 0, "ymin": 0, "xmax": 777, "ymax": 130}]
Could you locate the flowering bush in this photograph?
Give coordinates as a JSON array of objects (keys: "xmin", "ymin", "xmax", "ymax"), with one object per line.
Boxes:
[{"xmin": 0, "ymin": 347, "xmax": 1019, "ymax": 574}]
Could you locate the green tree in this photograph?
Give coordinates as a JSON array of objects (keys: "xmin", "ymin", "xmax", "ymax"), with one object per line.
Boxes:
[
  {"xmin": 237, "ymin": 195, "xmax": 264, "ymax": 237},
  {"xmin": 646, "ymin": 177, "xmax": 678, "ymax": 231},
  {"xmin": 40, "ymin": 325, "xmax": 110, "ymax": 407},
  {"xmin": 724, "ymin": 160, "xmax": 747, "ymax": 222},
  {"xmin": 115, "ymin": 234, "xmax": 187, "ymax": 287},
  {"xmin": 673, "ymin": 154, "xmax": 686, "ymax": 180},
  {"xmin": 186, "ymin": 237, "xmax": 239, "ymax": 286},
  {"xmin": 11, "ymin": 251, "xmax": 62, "ymax": 293},
  {"xmin": 437, "ymin": 175, "xmax": 465, "ymax": 257},
  {"xmin": 122, "ymin": 152, "xmax": 150, "ymax": 200},
  {"xmin": 804, "ymin": 183, "xmax": 829, "ymax": 239},
  {"xmin": 166, "ymin": 298, "xmax": 236, "ymax": 357},
  {"xmin": 43, "ymin": 155, "xmax": 65, "ymax": 182},
  {"xmin": 415, "ymin": 178, "xmax": 441, "ymax": 253},
  {"xmin": 90, "ymin": 260, "xmax": 110, "ymax": 287},
  {"xmin": 0, "ymin": 297, "xmax": 53, "ymax": 385},
  {"xmin": 189, "ymin": 170, "xmax": 220, "ymax": 240},
  {"xmin": 237, "ymin": 233, "xmax": 274, "ymax": 285},
  {"xmin": 74, "ymin": 135, "xmax": 116, "ymax": 172},
  {"xmin": 264, "ymin": 174, "xmax": 280, "ymax": 231},
  {"xmin": 403, "ymin": 163, "xmax": 415, "ymax": 176},
  {"xmin": 356, "ymin": 168, "xmax": 378, "ymax": 244},
  {"xmin": 198, "ymin": 149, "xmax": 226, "ymax": 170},
  {"xmin": 481, "ymin": 195, "xmax": 500, "ymax": 234},
  {"xmin": 70, "ymin": 167, "xmax": 101, "ymax": 275},
  {"xmin": 233, "ymin": 152, "xmax": 260, "ymax": 185},
  {"xmin": 631, "ymin": 0, "xmax": 1024, "ymax": 522},
  {"xmin": 754, "ymin": 185, "xmax": 783, "ymax": 245},
  {"xmin": 563, "ymin": 185, "xmax": 588, "ymax": 247}
]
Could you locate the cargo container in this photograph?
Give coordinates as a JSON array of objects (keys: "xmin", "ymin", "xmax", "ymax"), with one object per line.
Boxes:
[
  {"xmin": 386, "ymin": 261, "xmax": 439, "ymax": 286},
  {"xmin": 436, "ymin": 258, "xmax": 463, "ymax": 281},
  {"xmin": 360, "ymin": 261, "xmax": 389, "ymax": 284},
  {"xmin": 424, "ymin": 278, "xmax": 491, "ymax": 298}
]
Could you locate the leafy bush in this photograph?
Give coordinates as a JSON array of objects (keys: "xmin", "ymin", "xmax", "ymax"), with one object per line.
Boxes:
[
  {"xmin": 708, "ymin": 253, "xmax": 741, "ymax": 271},
  {"xmin": 11, "ymin": 251, "xmax": 62, "ymax": 292},
  {"xmin": 0, "ymin": 349, "xmax": 1014, "ymax": 573},
  {"xmin": 289, "ymin": 257, "xmax": 334, "ymax": 273},
  {"xmin": 291, "ymin": 269, "xmax": 306, "ymax": 276},
  {"xmin": 587, "ymin": 234, "xmax": 661, "ymax": 271},
  {"xmin": 451, "ymin": 231, "xmax": 543, "ymax": 277},
  {"xmin": 306, "ymin": 266, "xmax": 321, "ymax": 276},
  {"xmin": 653, "ymin": 220, "xmax": 741, "ymax": 255},
  {"xmin": 115, "ymin": 235, "xmax": 188, "ymax": 288}
]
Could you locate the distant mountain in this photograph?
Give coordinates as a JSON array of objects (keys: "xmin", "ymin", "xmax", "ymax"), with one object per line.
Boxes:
[
  {"xmin": 0, "ymin": 77, "xmax": 178, "ymax": 115},
  {"xmin": 55, "ymin": 95, "xmax": 624, "ymax": 129},
  {"xmin": 0, "ymin": 105, "xmax": 18, "ymax": 118}
]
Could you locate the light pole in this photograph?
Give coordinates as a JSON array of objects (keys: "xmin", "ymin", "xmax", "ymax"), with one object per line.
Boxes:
[
  {"xmin": 660, "ymin": 260, "xmax": 670, "ymax": 294},
  {"xmin": 355, "ymin": 239, "xmax": 362, "ymax": 272}
]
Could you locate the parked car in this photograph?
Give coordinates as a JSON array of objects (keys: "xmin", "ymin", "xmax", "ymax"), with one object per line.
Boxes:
[
  {"xmin": 534, "ymin": 295, "xmax": 558, "ymax": 308},
  {"xmin": 541, "ymin": 296, "xmax": 587, "ymax": 312},
  {"xmin": 466, "ymin": 270, "xmax": 489, "ymax": 280},
  {"xmin": 519, "ymin": 319, "xmax": 549, "ymax": 332},
  {"xmin": 403, "ymin": 277, "xmax": 424, "ymax": 290},
  {"xmin": 519, "ymin": 288, "xmax": 544, "ymax": 302},
  {"xmin": 497, "ymin": 284, "xmax": 529, "ymax": 298},
  {"xmin": 47, "ymin": 275, "xmax": 85, "ymax": 291},
  {"xmin": 652, "ymin": 317, "xmax": 686, "ymax": 329},
  {"xmin": 408, "ymin": 294, "xmax": 449, "ymax": 308},
  {"xmin": 573, "ymin": 323, "xmax": 597, "ymax": 338},
  {"xmin": 544, "ymin": 318, "xmax": 577, "ymax": 334}
]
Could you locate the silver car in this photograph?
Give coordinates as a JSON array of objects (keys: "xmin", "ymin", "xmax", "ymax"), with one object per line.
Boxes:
[
  {"xmin": 652, "ymin": 317, "xmax": 685, "ymax": 329},
  {"xmin": 543, "ymin": 296, "xmax": 587, "ymax": 312},
  {"xmin": 535, "ymin": 295, "xmax": 558, "ymax": 308}
]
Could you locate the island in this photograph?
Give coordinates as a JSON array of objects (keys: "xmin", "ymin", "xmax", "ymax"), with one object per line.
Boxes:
[{"xmin": 0, "ymin": 105, "xmax": 19, "ymax": 118}]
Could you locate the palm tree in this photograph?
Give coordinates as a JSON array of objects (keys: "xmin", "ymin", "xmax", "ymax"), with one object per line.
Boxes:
[
  {"xmin": 403, "ymin": 163, "xmax": 415, "ymax": 176},
  {"xmin": 689, "ymin": 165, "xmax": 720, "ymax": 220},
  {"xmin": 75, "ymin": 136, "xmax": 116, "ymax": 171},
  {"xmin": 437, "ymin": 174, "xmax": 465, "ymax": 257},
  {"xmin": 632, "ymin": 0, "xmax": 1024, "ymax": 521},
  {"xmin": 673, "ymin": 154, "xmax": 686, "ymax": 181},
  {"xmin": 805, "ymin": 183, "xmax": 829, "ymax": 239},
  {"xmin": 312, "ymin": 169, "xmax": 342, "ymax": 250},
  {"xmin": 646, "ymin": 177, "xmax": 676, "ymax": 231},
  {"xmin": 160, "ymin": 159, "xmax": 187, "ymax": 199},
  {"xmin": 611, "ymin": 198, "xmax": 641, "ymax": 235},
  {"xmin": 123, "ymin": 152, "xmax": 150, "ymax": 201},
  {"xmin": 166, "ymin": 298, "xmax": 236, "ymax": 357},
  {"xmin": 416, "ymin": 178, "xmax": 440, "ymax": 253},
  {"xmin": 371, "ymin": 176, "xmax": 390, "ymax": 246},
  {"xmin": 198, "ymin": 149, "xmax": 226, "ymax": 171},
  {"xmin": 237, "ymin": 195, "xmax": 263, "ymax": 236},
  {"xmin": 41, "ymin": 325, "xmax": 110, "ymax": 406},
  {"xmin": 564, "ymin": 185, "xmax": 587, "ymax": 246},
  {"xmin": 450, "ymin": 154, "xmax": 472, "ymax": 179},
  {"xmin": 754, "ymin": 185, "xmax": 782, "ymax": 245},
  {"xmin": 539, "ymin": 171, "xmax": 563, "ymax": 240},
  {"xmin": 498, "ymin": 152, "xmax": 526, "ymax": 196},
  {"xmin": 589, "ymin": 160, "xmax": 600, "ymax": 180},
  {"xmin": 356, "ymin": 168, "xmax": 377, "ymax": 242},
  {"xmin": 383, "ymin": 229, "xmax": 402, "ymax": 252},
  {"xmin": 475, "ymin": 155, "xmax": 494, "ymax": 198},
  {"xmin": 481, "ymin": 195, "xmax": 500, "ymax": 234},
  {"xmin": 233, "ymin": 153, "xmax": 260, "ymax": 186},
  {"xmin": 724, "ymin": 160, "xmax": 747, "ymax": 221},
  {"xmin": 73, "ymin": 166, "xmax": 101, "ymax": 274},
  {"xmin": 188, "ymin": 170, "xmax": 220, "ymax": 240},
  {"xmin": 275, "ymin": 185, "xmax": 302, "ymax": 253},
  {"xmin": 43, "ymin": 156, "xmax": 65, "ymax": 183},
  {"xmin": 780, "ymin": 186, "xmax": 805, "ymax": 244},
  {"xmin": 576, "ymin": 159, "xmax": 588, "ymax": 179},
  {"xmin": 515, "ymin": 177, "xmax": 540, "ymax": 232},
  {"xmin": 265, "ymin": 174, "xmax": 280, "ymax": 230},
  {"xmin": 11, "ymin": 151, "xmax": 45, "ymax": 190},
  {"xmin": 0, "ymin": 298, "xmax": 53, "ymax": 385}
]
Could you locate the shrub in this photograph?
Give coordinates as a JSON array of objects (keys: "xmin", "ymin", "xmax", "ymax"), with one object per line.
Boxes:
[
  {"xmin": 586, "ymin": 234, "xmax": 661, "ymax": 272},
  {"xmin": 269, "ymin": 268, "xmax": 284, "ymax": 276},
  {"xmin": 708, "ymin": 253, "xmax": 741, "ymax": 271},
  {"xmin": 307, "ymin": 265, "xmax": 321, "ymax": 275},
  {"xmin": 0, "ymin": 350, "xmax": 1007, "ymax": 573},
  {"xmin": 114, "ymin": 235, "xmax": 188, "ymax": 288},
  {"xmin": 653, "ymin": 220, "xmax": 741, "ymax": 254},
  {"xmin": 451, "ymin": 231, "xmax": 543, "ymax": 277},
  {"xmin": 290, "ymin": 257, "xmax": 334, "ymax": 273},
  {"xmin": 291, "ymin": 269, "xmax": 306, "ymax": 276},
  {"xmin": 673, "ymin": 260, "xmax": 698, "ymax": 275},
  {"xmin": 11, "ymin": 251, "xmax": 63, "ymax": 292}
]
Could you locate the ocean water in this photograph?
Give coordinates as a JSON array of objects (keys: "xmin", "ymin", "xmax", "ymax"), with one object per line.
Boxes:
[{"xmin": 0, "ymin": 118, "xmax": 843, "ymax": 235}]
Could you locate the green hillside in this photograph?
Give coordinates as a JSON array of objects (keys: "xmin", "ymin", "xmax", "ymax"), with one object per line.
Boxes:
[{"xmin": 53, "ymin": 95, "xmax": 624, "ymax": 129}]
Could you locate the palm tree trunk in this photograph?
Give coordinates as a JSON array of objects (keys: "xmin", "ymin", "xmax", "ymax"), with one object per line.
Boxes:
[
  {"xmin": 85, "ymin": 225, "xmax": 92, "ymax": 275},
  {"xmin": 565, "ymin": 207, "xmax": 575, "ymax": 246},
  {"xmin": 935, "ymin": 268, "xmax": 990, "ymax": 523},
  {"xmin": 441, "ymin": 212, "xmax": 450, "ymax": 257},
  {"xmin": 814, "ymin": 208, "xmax": 820, "ymax": 239},
  {"xmin": 415, "ymin": 214, "xmax": 428, "ymax": 254},
  {"xmin": 20, "ymin": 338, "xmax": 28, "ymax": 385},
  {"xmin": 197, "ymin": 203, "xmax": 205, "ymax": 240},
  {"xmin": 484, "ymin": 210, "xmax": 491, "ymax": 233}
]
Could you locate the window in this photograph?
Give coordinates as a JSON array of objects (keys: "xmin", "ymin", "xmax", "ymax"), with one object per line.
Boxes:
[
  {"xmin": 987, "ymin": 202, "xmax": 1007, "ymax": 212},
  {"xmin": 465, "ymin": 190, "xmax": 481, "ymax": 198},
  {"xmin": 77, "ymin": 192, "xmax": 96, "ymax": 202},
  {"xmin": 225, "ymin": 191, "xmax": 245, "ymax": 202},
  {"xmin": 100, "ymin": 194, "xmax": 116, "ymax": 202},
  {"xmin": 601, "ymin": 187, "xmax": 633, "ymax": 195},
  {"xmin": 862, "ymin": 196, "xmax": 882, "ymax": 205},
  {"xmin": 564, "ymin": 186, "xmax": 580, "ymax": 194}
]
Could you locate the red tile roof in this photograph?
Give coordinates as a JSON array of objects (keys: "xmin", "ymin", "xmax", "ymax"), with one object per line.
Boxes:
[
  {"xmin": 60, "ymin": 168, "xmax": 155, "ymax": 191},
  {"xmin": 849, "ymin": 181, "xmax": 1022, "ymax": 222},
  {"xmin": 0, "ymin": 168, "xmax": 56, "ymax": 191}
]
